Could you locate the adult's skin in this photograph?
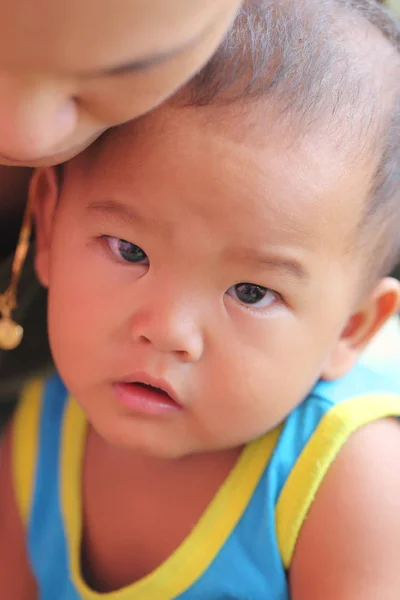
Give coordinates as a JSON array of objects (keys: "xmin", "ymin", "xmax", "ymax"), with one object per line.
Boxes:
[
  {"xmin": 0, "ymin": 0, "xmax": 241, "ymax": 402},
  {"xmin": 0, "ymin": 0, "xmax": 241, "ymax": 166},
  {"xmin": 0, "ymin": 0, "xmax": 241, "ymax": 213}
]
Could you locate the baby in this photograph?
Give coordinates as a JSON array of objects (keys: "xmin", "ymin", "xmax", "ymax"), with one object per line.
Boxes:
[{"xmin": 2, "ymin": 0, "xmax": 400, "ymax": 598}]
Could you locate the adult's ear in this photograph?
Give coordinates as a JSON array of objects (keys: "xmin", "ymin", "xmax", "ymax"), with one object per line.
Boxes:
[
  {"xmin": 31, "ymin": 167, "xmax": 60, "ymax": 288},
  {"xmin": 321, "ymin": 277, "xmax": 400, "ymax": 380}
]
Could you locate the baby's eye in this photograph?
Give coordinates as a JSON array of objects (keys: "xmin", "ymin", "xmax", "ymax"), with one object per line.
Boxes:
[
  {"xmin": 105, "ymin": 236, "xmax": 148, "ymax": 264},
  {"xmin": 227, "ymin": 282, "xmax": 277, "ymax": 308}
]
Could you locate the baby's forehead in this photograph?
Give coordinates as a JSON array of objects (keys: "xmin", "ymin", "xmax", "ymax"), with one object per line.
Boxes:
[
  {"xmin": 96, "ymin": 92, "xmax": 374, "ymax": 175},
  {"xmin": 79, "ymin": 100, "xmax": 372, "ymax": 244}
]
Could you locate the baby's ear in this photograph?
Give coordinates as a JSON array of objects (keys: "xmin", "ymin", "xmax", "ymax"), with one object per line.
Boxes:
[
  {"xmin": 321, "ymin": 277, "xmax": 400, "ymax": 381},
  {"xmin": 31, "ymin": 167, "xmax": 59, "ymax": 288}
]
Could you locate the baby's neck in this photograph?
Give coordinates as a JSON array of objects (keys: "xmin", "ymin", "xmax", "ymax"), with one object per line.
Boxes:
[
  {"xmin": 81, "ymin": 425, "xmax": 243, "ymax": 591},
  {"xmin": 86, "ymin": 423, "xmax": 243, "ymax": 485}
]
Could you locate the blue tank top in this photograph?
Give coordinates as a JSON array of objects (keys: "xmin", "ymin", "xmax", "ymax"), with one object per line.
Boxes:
[{"xmin": 12, "ymin": 361, "xmax": 400, "ymax": 599}]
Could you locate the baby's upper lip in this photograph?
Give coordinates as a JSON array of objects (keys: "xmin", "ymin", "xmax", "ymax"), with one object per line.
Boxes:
[{"xmin": 118, "ymin": 372, "xmax": 181, "ymax": 405}]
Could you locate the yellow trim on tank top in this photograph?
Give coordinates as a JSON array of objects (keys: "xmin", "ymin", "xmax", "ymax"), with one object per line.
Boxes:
[
  {"xmin": 276, "ymin": 392, "xmax": 400, "ymax": 569},
  {"xmin": 11, "ymin": 379, "xmax": 43, "ymax": 525},
  {"xmin": 60, "ymin": 398, "xmax": 283, "ymax": 600}
]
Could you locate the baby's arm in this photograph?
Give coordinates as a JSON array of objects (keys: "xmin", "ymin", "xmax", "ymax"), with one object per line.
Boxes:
[
  {"xmin": 0, "ymin": 422, "xmax": 38, "ymax": 599},
  {"xmin": 290, "ymin": 418, "xmax": 400, "ymax": 599}
]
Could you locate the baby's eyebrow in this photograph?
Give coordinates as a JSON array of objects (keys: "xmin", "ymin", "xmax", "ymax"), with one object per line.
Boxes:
[
  {"xmin": 231, "ymin": 249, "xmax": 308, "ymax": 280},
  {"xmin": 85, "ymin": 200, "xmax": 148, "ymax": 226},
  {"xmin": 86, "ymin": 201, "xmax": 307, "ymax": 279}
]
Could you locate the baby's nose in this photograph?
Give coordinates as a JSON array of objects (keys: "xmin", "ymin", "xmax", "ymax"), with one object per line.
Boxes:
[
  {"xmin": 131, "ymin": 299, "xmax": 205, "ymax": 363},
  {"xmin": 0, "ymin": 76, "xmax": 77, "ymax": 161}
]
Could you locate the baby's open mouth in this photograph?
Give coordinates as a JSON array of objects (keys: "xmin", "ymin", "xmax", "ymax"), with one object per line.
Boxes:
[
  {"xmin": 113, "ymin": 379, "xmax": 182, "ymax": 415},
  {"xmin": 133, "ymin": 381, "xmax": 172, "ymax": 399}
]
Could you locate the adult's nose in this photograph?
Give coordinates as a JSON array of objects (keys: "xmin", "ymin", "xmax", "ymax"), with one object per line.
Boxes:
[{"xmin": 0, "ymin": 76, "xmax": 77, "ymax": 161}]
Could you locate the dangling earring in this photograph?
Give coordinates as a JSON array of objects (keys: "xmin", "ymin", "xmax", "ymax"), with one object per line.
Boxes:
[{"xmin": 0, "ymin": 195, "xmax": 33, "ymax": 350}]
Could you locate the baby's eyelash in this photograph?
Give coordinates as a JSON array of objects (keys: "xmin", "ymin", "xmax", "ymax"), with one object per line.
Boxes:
[
  {"xmin": 103, "ymin": 236, "xmax": 149, "ymax": 264},
  {"xmin": 226, "ymin": 283, "xmax": 280, "ymax": 310}
]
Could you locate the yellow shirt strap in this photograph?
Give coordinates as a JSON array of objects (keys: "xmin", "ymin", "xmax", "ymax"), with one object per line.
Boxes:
[
  {"xmin": 276, "ymin": 393, "xmax": 400, "ymax": 568},
  {"xmin": 11, "ymin": 379, "xmax": 43, "ymax": 525}
]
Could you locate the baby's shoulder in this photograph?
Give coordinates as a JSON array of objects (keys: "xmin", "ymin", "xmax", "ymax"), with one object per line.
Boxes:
[
  {"xmin": 289, "ymin": 416, "xmax": 400, "ymax": 599},
  {"xmin": 275, "ymin": 361, "xmax": 400, "ymax": 571}
]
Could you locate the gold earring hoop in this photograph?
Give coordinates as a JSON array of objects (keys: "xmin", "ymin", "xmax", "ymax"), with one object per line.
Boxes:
[{"xmin": 0, "ymin": 196, "xmax": 33, "ymax": 350}]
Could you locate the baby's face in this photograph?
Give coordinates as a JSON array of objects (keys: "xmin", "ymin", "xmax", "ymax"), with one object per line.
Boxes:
[
  {"xmin": 0, "ymin": 0, "xmax": 240, "ymax": 166},
  {"xmin": 36, "ymin": 103, "xmax": 373, "ymax": 458}
]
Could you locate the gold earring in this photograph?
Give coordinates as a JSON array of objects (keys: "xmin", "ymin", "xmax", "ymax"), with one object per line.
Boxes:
[{"xmin": 0, "ymin": 195, "xmax": 33, "ymax": 350}]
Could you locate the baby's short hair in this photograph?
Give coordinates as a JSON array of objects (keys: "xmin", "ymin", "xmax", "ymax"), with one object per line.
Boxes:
[{"xmin": 180, "ymin": 0, "xmax": 400, "ymax": 283}]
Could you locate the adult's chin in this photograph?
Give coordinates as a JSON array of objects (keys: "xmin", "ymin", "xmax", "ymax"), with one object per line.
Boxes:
[{"xmin": 0, "ymin": 131, "xmax": 104, "ymax": 168}]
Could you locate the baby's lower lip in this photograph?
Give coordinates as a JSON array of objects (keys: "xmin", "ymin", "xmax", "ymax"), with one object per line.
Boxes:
[{"xmin": 112, "ymin": 382, "xmax": 182, "ymax": 417}]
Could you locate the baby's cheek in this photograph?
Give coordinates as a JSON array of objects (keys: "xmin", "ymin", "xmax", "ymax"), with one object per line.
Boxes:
[
  {"xmin": 219, "ymin": 344, "xmax": 317, "ymax": 433},
  {"xmin": 47, "ymin": 278, "xmax": 93, "ymax": 358}
]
